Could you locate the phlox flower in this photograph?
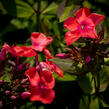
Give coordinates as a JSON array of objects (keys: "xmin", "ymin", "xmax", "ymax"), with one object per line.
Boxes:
[
  {"xmin": 30, "ymin": 32, "xmax": 53, "ymax": 52},
  {"xmin": 3, "ymin": 43, "xmax": 36, "ymax": 57},
  {"xmin": 25, "ymin": 67, "xmax": 55, "ymax": 104},
  {"xmin": 64, "ymin": 7, "xmax": 105, "ymax": 45}
]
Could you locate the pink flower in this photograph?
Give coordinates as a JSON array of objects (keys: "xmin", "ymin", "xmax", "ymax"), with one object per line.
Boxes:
[
  {"xmin": 64, "ymin": 7, "xmax": 105, "ymax": 45},
  {"xmin": 31, "ymin": 32, "xmax": 53, "ymax": 52}
]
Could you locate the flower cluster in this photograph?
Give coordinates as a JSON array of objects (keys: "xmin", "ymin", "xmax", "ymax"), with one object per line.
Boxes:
[
  {"xmin": 0, "ymin": 6, "xmax": 106, "ymax": 107},
  {"xmin": 0, "ymin": 32, "xmax": 63, "ymax": 106},
  {"xmin": 25, "ymin": 33, "xmax": 63, "ymax": 104}
]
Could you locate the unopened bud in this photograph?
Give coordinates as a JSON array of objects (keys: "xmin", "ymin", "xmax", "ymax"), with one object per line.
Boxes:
[
  {"xmin": 5, "ymin": 90, "xmax": 10, "ymax": 95},
  {"xmin": 56, "ymin": 53, "xmax": 69, "ymax": 59},
  {"xmin": 21, "ymin": 92, "xmax": 31, "ymax": 99},
  {"xmin": 0, "ymin": 80, "xmax": 3, "ymax": 85},
  {"xmin": 11, "ymin": 95, "xmax": 16, "ymax": 100},
  {"xmin": 85, "ymin": 56, "xmax": 91, "ymax": 63},
  {"xmin": 16, "ymin": 64, "xmax": 23, "ymax": 72}
]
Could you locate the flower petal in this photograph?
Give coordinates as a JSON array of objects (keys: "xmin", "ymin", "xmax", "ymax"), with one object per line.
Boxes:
[
  {"xmin": 31, "ymin": 32, "xmax": 53, "ymax": 52},
  {"xmin": 64, "ymin": 17, "xmax": 78, "ymax": 31},
  {"xmin": 44, "ymin": 48, "xmax": 54, "ymax": 59},
  {"xmin": 25, "ymin": 67, "xmax": 40, "ymax": 86},
  {"xmin": 76, "ymin": 7, "xmax": 91, "ymax": 23},
  {"xmin": 40, "ymin": 86, "xmax": 55, "ymax": 104},
  {"xmin": 65, "ymin": 32, "xmax": 81, "ymax": 45},
  {"xmin": 29, "ymin": 86, "xmax": 41, "ymax": 101},
  {"xmin": 39, "ymin": 62, "xmax": 55, "ymax": 88},
  {"xmin": 14, "ymin": 46, "xmax": 36, "ymax": 57},
  {"xmin": 88, "ymin": 13, "xmax": 105, "ymax": 26},
  {"xmin": 3, "ymin": 43, "xmax": 16, "ymax": 56},
  {"xmin": 48, "ymin": 61, "xmax": 63, "ymax": 78},
  {"xmin": 40, "ymin": 70, "xmax": 55, "ymax": 89},
  {"xmin": 82, "ymin": 27, "xmax": 98, "ymax": 39}
]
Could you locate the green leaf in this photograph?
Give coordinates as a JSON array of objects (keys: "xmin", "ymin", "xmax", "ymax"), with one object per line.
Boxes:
[
  {"xmin": 79, "ymin": 95, "xmax": 89, "ymax": 109},
  {"xmin": 26, "ymin": 57, "xmax": 35, "ymax": 67},
  {"xmin": 0, "ymin": 73, "xmax": 11, "ymax": 82},
  {"xmin": 54, "ymin": 73, "xmax": 77, "ymax": 81},
  {"xmin": 89, "ymin": 96, "xmax": 103, "ymax": 109},
  {"xmin": 10, "ymin": 19, "xmax": 28, "ymax": 29},
  {"xmin": 42, "ymin": 2, "xmax": 58, "ymax": 14},
  {"xmin": 50, "ymin": 58, "xmax": 77, "ymax": 73},
  {"xmin": 53, "ymin": 21, "xmax": 61, "ymax": 40},
  {"xmin": 99, "ymin": 65, "xmax": 109, "ymax": 92},
  {"xmin": 77, "ymin": 75, "xmax": 92, "ymax": 94},
  {"xmin": 1, "ymin": 0, "xmax": 34, "ymax": 18},
  {"xmin": 59, "ymin": 5, "xmax": 73, "ymax": 22},
  {"xmin": 19, "ymin": 102, "xmax": 36, "ymax": 109}
]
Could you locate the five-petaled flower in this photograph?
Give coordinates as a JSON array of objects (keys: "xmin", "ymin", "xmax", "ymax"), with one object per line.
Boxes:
[
  {"xmin": 30, "ymin": 32, "xmax": 53, "ymax": 52},
  {"xmin": 64, "ymin": 7, "xmax": 105, "ymax": 45}
]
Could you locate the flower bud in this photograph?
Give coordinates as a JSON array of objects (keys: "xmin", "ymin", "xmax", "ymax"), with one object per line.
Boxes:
[
  {"xmin": 16, "ymin": 64, "xmax": 23, "ymax": 72},
  {"xmin": 85, "ymin": 56, "xmax": 91, "ymax": 63},
  {"xmin": 0, "ymin": 80, "xmax": 3, "ymax": 85},
  {"xmin": 56, "ymin": 53, "xmax": 70, "ymax": 59},
  {"xmin": 5, "ymin": 90, "xmax": 10, "ymax": 95},
  {"xmin": 21, "ymin": 92, "xmax": 31, "ymax": 99},
  {"xmin": 11, "ymin": 95, "xmax": 16, "ymax": 100}
]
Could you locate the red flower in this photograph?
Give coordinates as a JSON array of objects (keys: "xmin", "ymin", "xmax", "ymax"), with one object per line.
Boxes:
[
  {"xmin": 46, "ymin": 61, "xmax": 63, "ymax": 78},
  {"xmin": 25, "ymin": 67, "xmax": 40, "ymax": 86},
  {"xmin": 43, "ymin": 49, "xmax": 63, "ymax": 78},
  {"xmin": 31, "ymin": 32, "xmax": 53, "ymax": 52},
  {"xmin": 39, "ymin": 62, "xmax": 55, "ymax": 89},
  {"xmin": 3, "ymin": 43, "xmax": 16, "ymax": 56},
  {"xmin": 30, "ymin": 85, "xmax": 55, "ymax": 104},
  {"xmin": 3, "ymin": 43, "xmax": 36, "ymax": 57},
  {"xmin": 25, "ymin": 67, "xmax": 55, "ymax": 104},
  {"xmin": 64, "ymin": 7, "xmax": 105, "ymax": 45},
  {"xmin": 14, "ymin": 46, "xmax": 36, "ymax": 57}
]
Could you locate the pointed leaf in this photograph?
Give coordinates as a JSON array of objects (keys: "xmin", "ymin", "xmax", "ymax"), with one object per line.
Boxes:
[
  {"xmin": 1, "ymin": 0, "xmax": 34, "ymax": 18},
  {"xmin": 50, "ymin": 58, "xmax": 77, "ymax": 73}
]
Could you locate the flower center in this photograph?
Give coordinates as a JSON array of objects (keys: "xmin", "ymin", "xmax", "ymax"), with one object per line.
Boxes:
[{"xmin": 81, "ymin": 24, "xmax": 85, "ymax": 29}]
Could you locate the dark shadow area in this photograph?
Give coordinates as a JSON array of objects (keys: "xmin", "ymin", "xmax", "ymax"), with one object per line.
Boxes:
[{"xmin": 2, "ymin": 29, "xmax": 30, "ymax": 44}]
